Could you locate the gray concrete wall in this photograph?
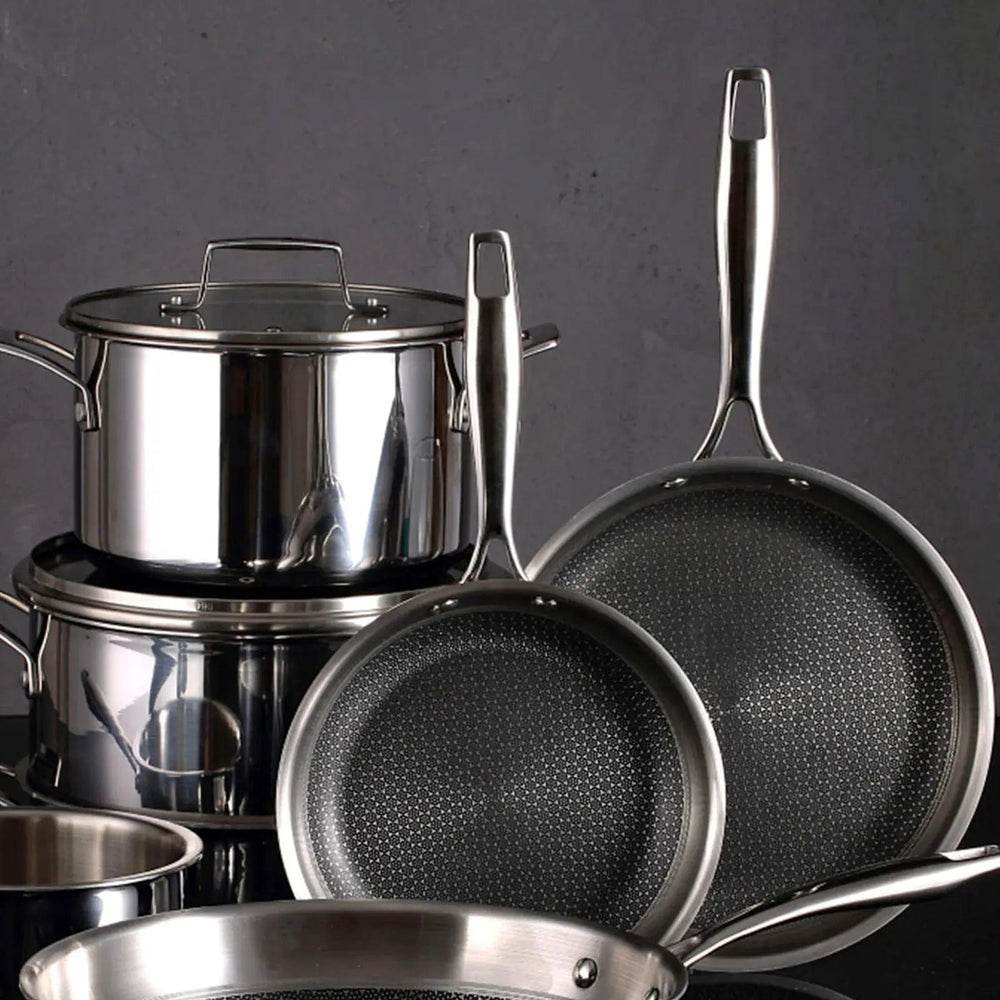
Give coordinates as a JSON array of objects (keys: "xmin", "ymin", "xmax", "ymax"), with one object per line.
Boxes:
[{"xmin": 0, "ymin": 1, "xmax": 997, "ymax": 712}]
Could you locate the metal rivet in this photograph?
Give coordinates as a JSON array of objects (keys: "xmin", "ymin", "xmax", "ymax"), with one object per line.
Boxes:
[
  {"xmin": 170, "ymin": 294, "xmax": 183, "ymax": 305},
  {"xmin": 787, "ymin": 477, "xmax": 810, "ymax": 489},
  {"xmin": 366, "ymin": 296, "xmax": 379, "ymax": 308},
  {"xmin": 19, "ymin": 671, "xmax": 28, "ymax": 690},
  {"xmin": 265, "ymin": 326, "xmax": 282, "ymax": 333},
  {"xmin": 238, "ymin": 576, "xmax": 254, "ymax": 584},
  {"xmin": 573, "ymin": 958, "xmax": 598, "ymax": 989},
  {"xmin": 533, "ymin": 595, "xmax": 557, "ymax": 607},
  {"xmin": 663, "ymin": 477, "xmax": 688, "ymax": 489},
  {"xmin": 643, "ymin": 990, "xmax": 659, "ymax": 1000},
  {"xmin": 170, "ymin": 316, "xmax": 183, "ymax": 326},
  {"xmin": 431, "ymin": 598, "xmax": 459, "ymax": 615},
  {"xmin": 73, "ymin": 402, "xmax": 86, "ymax": 423}
]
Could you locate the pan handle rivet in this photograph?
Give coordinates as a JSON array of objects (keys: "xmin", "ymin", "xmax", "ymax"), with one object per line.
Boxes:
[
  {"xmin": 573, "ymin": 958, "xmax": 598, "ymax": 988},
  {"xmin": 787, "ymin": 477, "xmax": 810, "ymax": 489},
  {"xmin": 431, "ymin": 598, "xmax": 459, "ymax": 614},
  {"xmin": 643, "ymin": 990, "xmax": 660, "ymax": 1000},
  {"xmin": 663, "ymin": 477, "xmax": 688, "ymax": 489},
  {"xmin": 533, "ymin": 596, "xmax": 557, "ymax": 607}
]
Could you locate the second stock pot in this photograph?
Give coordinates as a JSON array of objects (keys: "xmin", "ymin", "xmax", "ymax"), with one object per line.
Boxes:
[
  {"xmin": 0, "ymin": 237, "xmax": 557, "ymax": 583},
  {"xmin": 0, "ymin": 534, "xmax": 463, "ymax": 826}
]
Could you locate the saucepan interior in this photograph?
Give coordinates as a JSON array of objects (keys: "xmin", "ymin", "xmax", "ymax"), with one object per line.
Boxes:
[{"xmin": 0, "ymin": 808, "xmax": 202, "ymax": 890}]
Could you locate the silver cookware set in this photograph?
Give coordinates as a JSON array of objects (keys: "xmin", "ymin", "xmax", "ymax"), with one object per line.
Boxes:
[{"xmin": 0, "ymin": 66, "xmax": 995, "ymax": 1000}]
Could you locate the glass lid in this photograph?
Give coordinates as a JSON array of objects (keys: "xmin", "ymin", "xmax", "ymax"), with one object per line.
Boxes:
[{"xmin": 60, "ymin": 239, "xmax": 465, "ymax": 348}]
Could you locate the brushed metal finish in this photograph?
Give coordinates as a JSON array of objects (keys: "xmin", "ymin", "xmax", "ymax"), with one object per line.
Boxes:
[
  {"xmin": 0, "ymin": 808, "xmax": 202, "ymax": 890},
  {"xmin": 0, "ymin": 807, "xmax": 200, "ymax": 1000},
  {"xmin": 20, "ymin": 850, "xmax": 1000, "ymax": 1000}
]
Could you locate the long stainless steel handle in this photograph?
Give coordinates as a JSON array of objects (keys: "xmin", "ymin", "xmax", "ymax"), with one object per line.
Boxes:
[
  {"xmin": 0, "ymin": 328, "xmax": 100, "ymax": 431},
  {"xmin": 0, "ymin": 590, "xmax": 42, "ymax": 697},
  {"xmin": 694, "ymin": 67, "xmax": 781, "ymax": 461},
  {"xmin": 674, "ymin": 846, "xmax": 1000, "ymax": 965},
  {"xmin": 461, "ymin": 230, "xmax": 527, "ymax": 582},
  {"xmin": 159, "ymin": 237, "xmax": 389, "ymax": 317}
]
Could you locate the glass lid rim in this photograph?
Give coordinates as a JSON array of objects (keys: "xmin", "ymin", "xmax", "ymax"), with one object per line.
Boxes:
[{"xmin": 61, "ymin": 280, "xmax": 466, "ymax": 346}]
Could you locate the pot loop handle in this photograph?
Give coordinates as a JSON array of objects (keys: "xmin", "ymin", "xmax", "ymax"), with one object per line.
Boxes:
[
  {"xmin": 0, "ymin": 590, "xmax": 43, "ymax": 697},
  {"xmin": 694, "ymin": 67, "xmax": 781, "ymax": 461},
  {"xmin": 0, "ymin": 329, "xmax": 101, "ymax": 431},
  {"xmin": 159, "ymin": 238, "xmax": 390, "ymax": 318}
]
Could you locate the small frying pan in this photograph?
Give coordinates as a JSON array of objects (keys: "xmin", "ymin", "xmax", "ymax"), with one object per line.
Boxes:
[
  {"xmin": 528, "ymin": 67, "xmax": 993, "ymax": 969},
  {"xmin": 20, "ymin": 847, "xmax": 1000, "ymax": 1000},
  {"xmin": 275, "ymin": 231, "xmax": 724, "ymax": 945}
]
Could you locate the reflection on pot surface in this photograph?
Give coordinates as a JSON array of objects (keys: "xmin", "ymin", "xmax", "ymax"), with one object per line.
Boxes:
[
  {"xmin": 81, "ymin": 668, "xmax": 243, "ymax": 815},
  {"xmin": 28, "ymin": 626, "xmax": 348, "ymax": 823}
]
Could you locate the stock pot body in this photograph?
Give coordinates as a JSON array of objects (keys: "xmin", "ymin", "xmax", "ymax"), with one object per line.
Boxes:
[
  {"xmin": 73, "ymin": 331, "xmax": 473, "ymax": 581},
  {"xmin": 24, "ymin": 612, "xmax": 352, "ymax": 825}
]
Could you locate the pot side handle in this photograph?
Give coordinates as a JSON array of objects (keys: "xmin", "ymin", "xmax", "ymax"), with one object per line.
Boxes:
[
  {"xmin": 0, "ymin": 328, "xmax": 100, "ymax": 431},
  {"xmin": 0, "ymin": 590, "xmax": 42, "ymax": 697}
]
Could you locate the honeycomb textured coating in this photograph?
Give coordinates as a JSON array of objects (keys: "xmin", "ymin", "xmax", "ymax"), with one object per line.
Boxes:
[
  {"xmin": 304, "ymin": 609, "xmax": 687, "ymax": 929},
  {"xmin": 552, "ymin": 486, "xmax": 957, "ymax": 928}
]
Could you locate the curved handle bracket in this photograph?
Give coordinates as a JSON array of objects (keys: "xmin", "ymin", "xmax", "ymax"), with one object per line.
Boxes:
[
  {"xmin": 0, "ymin": 329, "xmax": 102, "ymax": 431},
  {"xmin": 0, "ymin": 591, "xmax": 43, "ymax": 697}
]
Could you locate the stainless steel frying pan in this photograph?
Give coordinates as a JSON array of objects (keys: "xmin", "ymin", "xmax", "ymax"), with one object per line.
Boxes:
[
  {"xmin": 275, "ymin": 230, "xmax": 724, "ymax": 945},
  {"xmin": 528, "ymin": 67, "xmax": 993, "ymax": 969},
  {"xmin": 20, "ymin": 847, "xmax": 1000, "ymax": 1000}
]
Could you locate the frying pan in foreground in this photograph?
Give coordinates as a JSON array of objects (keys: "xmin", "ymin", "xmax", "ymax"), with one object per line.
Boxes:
[
  {"xmin": 528, "ymin": 67, "xmax": 993, "ymax": 969},
  {"xmin": 21, "ymin": 847, "xmax": 1000, "ymax": 1000},
  {"xmin": 275, "ymin": 230, "xmax": 724, "ymax": 945}
]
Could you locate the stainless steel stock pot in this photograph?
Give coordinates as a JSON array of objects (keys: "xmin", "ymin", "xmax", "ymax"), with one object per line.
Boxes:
[
  {"xmin": 0, "ymin": 534, "xmax": 459, "ymax": 826},
  {"xmin": 0, "ymin": 238, "xmax": 557, "ymax": 582}
]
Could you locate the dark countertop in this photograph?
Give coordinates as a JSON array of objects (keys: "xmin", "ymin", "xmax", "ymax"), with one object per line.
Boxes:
[{"xmin": 2, "ymin": 716, "xmax": 997, "ymax": 1000}]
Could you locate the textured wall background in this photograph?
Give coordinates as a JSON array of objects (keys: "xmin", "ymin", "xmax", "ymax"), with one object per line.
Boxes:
[{"xmin": 0, "ymin": 1, "xmax": 997, "ymax": 712}]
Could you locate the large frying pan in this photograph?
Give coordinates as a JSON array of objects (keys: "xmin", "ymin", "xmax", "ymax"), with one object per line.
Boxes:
[
  {"xmin": 275, "ymin": 231, "xmax": 724, "ymax": 945},
  {"xmin": 528, "ymin": 67, "xmax": 993, "ymax": 969},
  {"xmin": 20, "ymin": 848, "xmax": 1000, "ymax": 1000}
]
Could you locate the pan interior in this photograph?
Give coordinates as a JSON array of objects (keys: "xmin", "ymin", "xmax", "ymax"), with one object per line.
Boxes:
[
  {"xmin": 303, "ymin": 609, "xmax": 688, "ymax": 929},
  {"xmin": 550, "ymin": 486, "xmax": 958, "ymax": 931}
]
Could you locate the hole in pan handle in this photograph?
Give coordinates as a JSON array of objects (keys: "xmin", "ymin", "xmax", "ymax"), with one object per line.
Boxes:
[{"xmin": 695, "ymin": 66, "xmax": 781, "ymax": 462}]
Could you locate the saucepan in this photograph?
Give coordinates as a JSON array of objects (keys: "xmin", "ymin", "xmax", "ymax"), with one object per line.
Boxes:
[
  {"xmin": 0, "ymin": 532, "xmax": 459, "ymax": 824},
  {"xmin": 19, "ymin": 848, "xmax": 1000, "ymax": 1000},
  {"xmin": 0, "ymin": 807, "xmax": 201, "ymax": 998}
]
